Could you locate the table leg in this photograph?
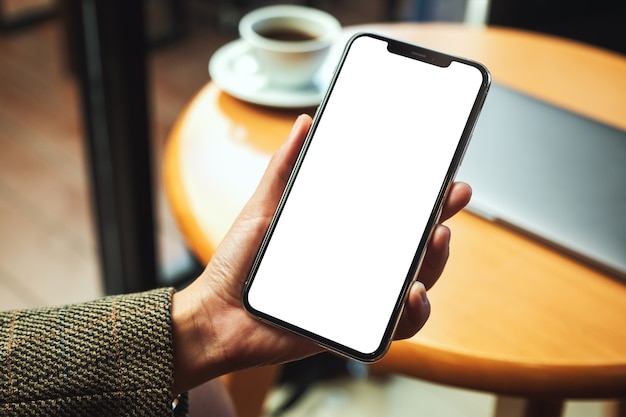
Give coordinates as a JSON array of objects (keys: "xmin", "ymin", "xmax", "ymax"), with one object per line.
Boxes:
[
  {"xmin": 221, "ymin": 365, "xmax": 281, "ymax": 417},
  {"xmin": 495, "ymin": 396, "xmax": 564, "ymax": 417},
  {"xmin": 523, "ymin": 398, "xmax": 564, "ymax": 417}
]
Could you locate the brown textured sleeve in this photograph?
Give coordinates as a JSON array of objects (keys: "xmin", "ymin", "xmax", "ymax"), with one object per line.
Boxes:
[{"xmin": 1, "ymin": 288, "xmax": 180, "ymax": 416}]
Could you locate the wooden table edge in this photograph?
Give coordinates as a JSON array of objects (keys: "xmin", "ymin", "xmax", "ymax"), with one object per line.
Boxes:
[
  {"xmin": 163, "ymin": 97, "xmax": 216, "ymax": 266},
  {"xmin": 371, "ymin": 340, "xmax": 626, "ymax": 398}
]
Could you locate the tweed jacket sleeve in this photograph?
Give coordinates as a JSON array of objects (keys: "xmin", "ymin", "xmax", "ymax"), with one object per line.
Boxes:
[{"xmin": 1, "ymin": 288, "xmax": 184, "ymax": 416}]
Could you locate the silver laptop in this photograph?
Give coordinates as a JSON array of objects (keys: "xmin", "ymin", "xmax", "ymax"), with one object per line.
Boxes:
[{"xmin": 457, "ymin": 83, "xmax": 626, "ymax": 281}]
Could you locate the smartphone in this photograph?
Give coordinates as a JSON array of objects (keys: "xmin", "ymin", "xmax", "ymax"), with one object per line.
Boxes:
[{"xmin": 242, "ymin": 33, "xmax": 490, "ymax": 362}]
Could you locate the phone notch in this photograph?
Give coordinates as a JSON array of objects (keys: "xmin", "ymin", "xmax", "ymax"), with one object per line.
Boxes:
[{"xmin": 386, "ymin": 39, "xmax": 452, "ymax": 68}]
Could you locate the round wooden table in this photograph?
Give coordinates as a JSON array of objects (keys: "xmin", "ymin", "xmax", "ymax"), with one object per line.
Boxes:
[{"xmin": 164, "ymin": 23, "xmax": 626, "ymax": 417}]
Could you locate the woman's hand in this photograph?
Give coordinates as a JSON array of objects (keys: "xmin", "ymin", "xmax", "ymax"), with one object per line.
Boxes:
[{"xmin": 171, "ymin": 114, "xmax": 472, "ymax": 394}]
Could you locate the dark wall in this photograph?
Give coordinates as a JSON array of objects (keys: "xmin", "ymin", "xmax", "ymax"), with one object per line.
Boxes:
[{"xmin": 488, "ymin": 0, "xmax": 626, "ymax": 55}]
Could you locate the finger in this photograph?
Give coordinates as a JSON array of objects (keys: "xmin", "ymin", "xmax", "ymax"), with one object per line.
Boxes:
[
  {"xmin": 393, "ymin": 281, "xmax": 431, "ymax": 340},
  {"xmin": 440, "ymin": 182, "xmax": 472, "ymax": 222},
  {"xmin": 418, "ymin": 224, "xmax": 451, "ymax": 290}
]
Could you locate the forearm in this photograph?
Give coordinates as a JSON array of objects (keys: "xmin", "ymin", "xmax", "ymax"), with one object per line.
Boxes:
[{"xmin": 1, "ymin": 289, "xmax": 176, "ymax": 416}]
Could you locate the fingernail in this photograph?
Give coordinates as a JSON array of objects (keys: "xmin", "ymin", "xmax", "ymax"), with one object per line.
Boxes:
[
  {"xmin": 415, "ymin": 281, "xmax": 429, "ymax": 305},
  {"xmin": 289, "ymin": 114, "xmax": 306, "ymax": 138},
  {"xmin": 435, "ymin": 224, "xmax": 451, "ymax": 241}
]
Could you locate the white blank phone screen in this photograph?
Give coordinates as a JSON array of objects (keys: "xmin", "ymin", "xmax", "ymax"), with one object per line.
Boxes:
[{"xmin": 247, "ymin": 36, "xmax": 484, "ymax": 355}]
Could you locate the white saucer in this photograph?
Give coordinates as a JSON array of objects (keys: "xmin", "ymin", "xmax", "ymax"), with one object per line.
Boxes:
[{"xmin": 208, "ymin": 39, "xmax": 328, "ymax": 108}]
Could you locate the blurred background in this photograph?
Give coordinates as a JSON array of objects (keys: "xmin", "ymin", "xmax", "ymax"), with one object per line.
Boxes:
[
  {"xmin": 1, "ymin": 0, "xmax": 488, "ymax": 318},
  {"xmin": 0, "ymin": 0, "xmax": 623, "ymax": 416}
]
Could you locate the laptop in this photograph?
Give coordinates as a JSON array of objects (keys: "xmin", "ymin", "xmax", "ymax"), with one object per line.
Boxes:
[{"xmin": 456, "ymin": 83, "xmax": 626, "ymax": 281}]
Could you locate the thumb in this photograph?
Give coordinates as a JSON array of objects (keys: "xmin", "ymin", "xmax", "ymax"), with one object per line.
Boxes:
[{"xmin": 243, "ymin": 114, "xmax": 312, "ymax": 220}]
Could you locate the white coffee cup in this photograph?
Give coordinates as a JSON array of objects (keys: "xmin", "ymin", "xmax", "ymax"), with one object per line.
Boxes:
[{"xmin": 238, "ymin": 5, "xmax": 341, "ymax": 89}]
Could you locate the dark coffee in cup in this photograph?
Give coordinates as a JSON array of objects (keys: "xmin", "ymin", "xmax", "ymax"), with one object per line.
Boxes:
[{"xmin": 257, "ymin": 28, "xmax": 317, "ymax": 42}]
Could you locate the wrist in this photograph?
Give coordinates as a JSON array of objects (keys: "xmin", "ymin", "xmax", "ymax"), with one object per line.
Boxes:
[{"xmin": 171, "ymin": 281, "xmax": 230, "ymax": 395}]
